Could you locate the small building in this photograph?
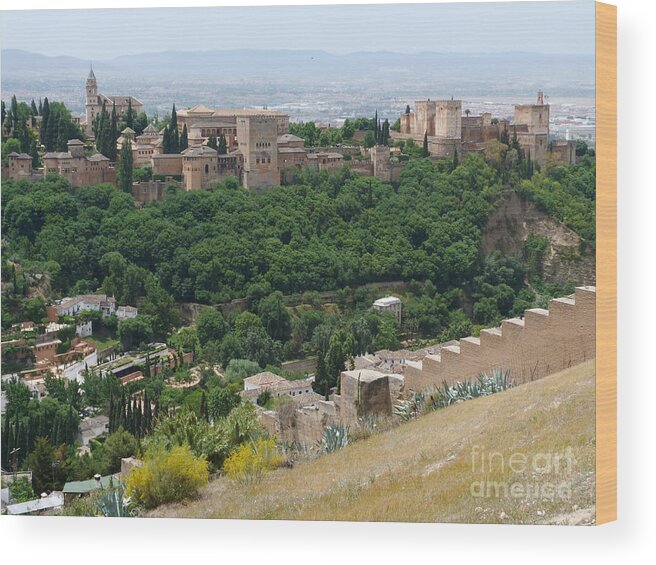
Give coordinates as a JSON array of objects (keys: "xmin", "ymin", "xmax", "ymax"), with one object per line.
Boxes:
[
  {"xmin": 373, "ymin": 296, "xmax": 402, "ymax": 324},
  {"xmin": 243, "ymin": 371, "xmax": 285, "ymax": 392},
  {"xmin": 62, "ymin": 474, "xmax": 119, "ymax": 502},
  {"xmin": 116, "ymin": 305, "xmax": 138, "ymax": 320},
  {"xmin": 6, "ymin": 492, "xmax": 64, "ymax": 516}
]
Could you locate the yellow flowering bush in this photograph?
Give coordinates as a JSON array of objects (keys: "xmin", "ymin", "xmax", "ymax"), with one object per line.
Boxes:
[
  {"xmin": 125, "ymin": 444, "xmax": 209, "ymax": 509},
  {"xmin": 223, "ymin": 437, "xmax": 285, "ymax": 485}
]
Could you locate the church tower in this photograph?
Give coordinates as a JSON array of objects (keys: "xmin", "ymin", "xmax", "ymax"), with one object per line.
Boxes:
[{"xmin": 85, "ymin": 65, "xmax": 99, "ymax": 137}]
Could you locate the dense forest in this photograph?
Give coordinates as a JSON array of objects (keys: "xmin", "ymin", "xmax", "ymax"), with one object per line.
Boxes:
[{"xmin": 2, "ymin": 150, "xmax": 595, "ymax": 303}]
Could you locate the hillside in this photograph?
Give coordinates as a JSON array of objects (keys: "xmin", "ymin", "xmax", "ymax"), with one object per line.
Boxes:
[{"xmin": 150, "ymin": 360, "xmax": 596, "ymax": 525}]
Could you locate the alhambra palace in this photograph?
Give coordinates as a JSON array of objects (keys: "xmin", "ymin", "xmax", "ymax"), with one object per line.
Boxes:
[{"xmin": 5, "ymin": 71, "xmax": 577, "ymax": 199}]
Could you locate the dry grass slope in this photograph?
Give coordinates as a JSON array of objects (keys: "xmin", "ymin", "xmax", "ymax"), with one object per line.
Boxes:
[{"xmin": 150, "ymin": 360, "xmax": 595, "ymax": 525}]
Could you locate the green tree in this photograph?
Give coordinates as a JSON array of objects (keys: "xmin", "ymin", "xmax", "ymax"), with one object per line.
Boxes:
[
  {"xmin": 207, "ymin": 387, "xmax": 240, "ymax": 421},
  {"xmin": 26, "ymin": 437, "xmax": 57, "ymax": 494},
  {"xmin": 363, "ymin": 130, "xmax": 376, "ymax": 148},
  {"xmin": 207, "ymin": 134, "xmax": 217, "ymax": 150},
  {"xmin": 118, "ymin": 315, "xmax": 154, "ymax": 351},
  {"xmin": 9, "ymin": 476, "xmax": 35, "ymax": 503},
  {"xmin": 180, "ymin": 124, "xmax": 188, "ymax": 151},
  {"xmin": 218, "ymin": 134, "xmax": 227, "ymax": 155},
  {"xmin": 24, "ymin": 296, "xmax": 47, "ymax": 323},
  {"xmin": 258, "ymin": 291, "xmax": 291, "ymax": 341},
  {"xmin": 196, "ymin": 307, "xmax": 227, "ymax": 346},
  {"xmin": 422, "ymin": 131, "xmax": 429, "ymax": 157},
  {"xmin": 117, "ymin": 138, "xmax": 133, "ymax": 192},
  {"xmin": 102, "ymin": 427, "xmax": 138, "ymax": 472}
]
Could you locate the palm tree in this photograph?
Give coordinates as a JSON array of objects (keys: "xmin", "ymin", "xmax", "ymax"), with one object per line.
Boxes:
[{"xmin": 465, "ymin": 109, "xmax": 471, "ymax": 118}]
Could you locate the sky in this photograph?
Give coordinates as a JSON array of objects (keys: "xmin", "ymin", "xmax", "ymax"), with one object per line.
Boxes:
[{"xmin": 0, "ymin": 1, "xmax": 595, "ymax": 58}]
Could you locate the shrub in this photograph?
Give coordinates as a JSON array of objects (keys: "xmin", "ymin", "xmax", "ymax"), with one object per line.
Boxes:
[
  {"xmin": 9, "ymin": 476, "xmax": 35, "ymax": 503},
  {"xmin": 126, "ymin": 444, "xmax": 209, "ymax": 509},
  {"xmin": 223, "ymin": 437, "xmax": 284, "ymax": 485}
]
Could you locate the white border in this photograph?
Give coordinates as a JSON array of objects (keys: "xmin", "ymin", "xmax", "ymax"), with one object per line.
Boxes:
[{"xmin": 1, "ymin": 1, "xmax": 654, "ymax": 563}]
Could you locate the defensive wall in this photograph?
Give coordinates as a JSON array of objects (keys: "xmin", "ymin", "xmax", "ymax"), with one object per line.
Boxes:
[{"xmin": 404, "ymin": 286, "xmax": 596, "ymax": 391}]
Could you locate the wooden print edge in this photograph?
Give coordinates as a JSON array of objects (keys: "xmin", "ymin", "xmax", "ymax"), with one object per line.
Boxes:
[{"xmin": 595, "ymin": 1, "xmax": 617, "ymax": 525}]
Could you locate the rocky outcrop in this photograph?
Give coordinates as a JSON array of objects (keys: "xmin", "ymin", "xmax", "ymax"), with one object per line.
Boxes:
[{"xmin": 482, "ymin": 192, "xmax": 595, "ymax": 286}]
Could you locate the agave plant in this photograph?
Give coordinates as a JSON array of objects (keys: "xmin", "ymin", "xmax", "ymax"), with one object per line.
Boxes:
[
  {"xmin": 320, "ymin": 422, "xmax": 349, "ymax": 453},
  {"xmin": 95, "ymin": 484, "xmax": 134, "ymax": 517}
]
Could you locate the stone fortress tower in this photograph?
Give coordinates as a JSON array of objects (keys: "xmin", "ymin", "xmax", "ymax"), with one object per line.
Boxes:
[{"xmin": 237, "ymin": 114, "xmax": 279, "ymax": 192}]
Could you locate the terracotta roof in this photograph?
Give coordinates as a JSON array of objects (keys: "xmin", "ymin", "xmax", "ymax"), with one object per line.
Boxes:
[
  {"xmin": 244, "ymin": 371, "xmax": 285, "ymax": 388},
  {"xmin": 8, "ymin": 152, "xmax": 31, "ymax": 159}
]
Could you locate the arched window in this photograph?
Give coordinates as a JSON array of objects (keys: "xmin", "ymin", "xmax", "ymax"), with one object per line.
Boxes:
[{"xmin": 205, "ymin": 164, "xmax": 209, "ymax": 174}]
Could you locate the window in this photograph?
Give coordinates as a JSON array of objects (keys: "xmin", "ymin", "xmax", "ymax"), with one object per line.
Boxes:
[{"xmin": 205, "ymin": 164, "xmax": 209, "ymax": 174}]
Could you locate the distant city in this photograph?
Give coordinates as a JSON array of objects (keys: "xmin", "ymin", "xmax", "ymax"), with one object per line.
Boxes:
[{"xmin": 1, "ymin": 48, "xmax": 595, "ymax": 144}]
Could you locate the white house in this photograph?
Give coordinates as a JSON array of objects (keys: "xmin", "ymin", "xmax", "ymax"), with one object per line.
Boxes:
[
  {"xmin": 52, "ymin": 294, "xmax": 116, "ymax": 318},
  {"xmin": 116, "ymin": 306, "xmax": 138, "ymax": 320},
  {"xmin": 373, "ymin": 296, "xmax": 403, "ymax": 324}
]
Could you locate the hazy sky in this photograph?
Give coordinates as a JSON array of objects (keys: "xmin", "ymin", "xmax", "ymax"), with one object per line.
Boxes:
[{"xmin": 1, "ymin": 1, "xmax": 595, "ymax": 58}]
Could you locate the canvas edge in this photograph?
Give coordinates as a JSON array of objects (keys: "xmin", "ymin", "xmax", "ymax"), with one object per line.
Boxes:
[{"xmin": 595, "ymin": 0, "xmax": 617, "ymax": 525}]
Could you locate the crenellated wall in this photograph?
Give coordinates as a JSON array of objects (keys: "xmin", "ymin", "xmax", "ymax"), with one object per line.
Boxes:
[{"xmin": 405, "ymin": 286, "xmax": 596, "ymax": 391}]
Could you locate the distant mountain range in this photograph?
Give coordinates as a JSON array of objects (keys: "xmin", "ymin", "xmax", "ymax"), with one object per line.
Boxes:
[{"xmin": 1, "ymin": 48, "xmax": 595, "ymax": 119}]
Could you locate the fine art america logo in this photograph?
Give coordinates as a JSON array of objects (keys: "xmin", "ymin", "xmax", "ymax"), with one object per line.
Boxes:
[{"xmin": 469, "ymin": 445, "xmax": 575, "ymax": 501}]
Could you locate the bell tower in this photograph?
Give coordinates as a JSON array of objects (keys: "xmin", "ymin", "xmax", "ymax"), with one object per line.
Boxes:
[{"xmin": 85, "ymin": 64, "xmax": 98, "ymax": 137}]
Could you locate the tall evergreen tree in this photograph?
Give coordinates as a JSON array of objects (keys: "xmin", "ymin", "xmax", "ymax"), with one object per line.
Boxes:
[
  {"xmin": 381, "ymin": 119, "xmax": 390, "ymax": 146},
  {"xmin": 207, "ymin": 134, "xmax": 217, "ymax": 150},
  {"xmin": 374, "ymin": 110, "xmax": 379, "ymax": 144},
  {"xmin": 30, "ymin": 138, "xmax": 39, "ymax": 168},
  {"xmin": 218, "ymin": 134, "xmax": 227, "ymax": 155},
  {"xmin": 405, "ymin": 104, "xmax": 411, "ymax": 114},
  {"xmin": 55, "ymin": 114, "xmax": 68, "ymax": 152},
  {"xmin": 162, "ymin": 126, "xmax": 171, "ymax": 154},
  {"xmin": 125, "ymin": 98, "xmax": 135, "ymax": 129},
  {"xmin": 171, "ymin": 103, "xmax": 177, "ymax": 131},
  {"xmin": 109, "ymin": 103, "xmax": 118, "ymax": 161},
  {"xmin": 38, "ymin": 98, "xmax": 43, "ymax": 116},
  {"xmin": 422, "ymin": 131, "xmax": 429, "ymax": 157},
  {"xmin": 180, "ymin": 124, "xmax": 188, "ymax": 151},
  {"xmin": 30, "ymin": 100, "xmax": 38, "ymax": 116},
  {"xmin": 452, "ymin": 147, "xmax": 458, "ymax": 171},
  {"xmin": 117, "ymin": 138, "xmax": 133, "ymax": 192}
]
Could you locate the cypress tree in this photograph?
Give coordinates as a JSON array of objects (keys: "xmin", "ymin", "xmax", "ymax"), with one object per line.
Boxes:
[
  {"xmin": 405, "ymin": 104, "xmax": 411, "ymax": 114},
  {"xmin": 30, "ymin": 138, "xmax": 39, "ymax": 168},
  {"xmin": 109, "ymin": 103, "xmax": 118, "ymax": 161},
  {"xmin": 218, "ymin": 134, "xmax": 227, "ymax": 155},
  {"xmin": 170, "ymin": 126, "xmax": 179, "ymax": 154},
  {"xmin": 171, "ymin": 103, "xmax": 177, "ymax": 130},
  {"xmin": 40, "ymin": 98, "xmax": 50, "ymax": 146},
  {"xmin": 38, "ymin": 98, "xmax": 43, "ymax": 116},
  {"xmin": 109, "ymin": 391, "xmax": 115, "ymax": 433},
  {"xmin": 452, "ymin": 147, "xmax": 458, "ymax": 171},
  {"xmin": 10, "ymin": 95, "xmax": 18, "ymax": 131},
  {"xmin": 162, "ymin": 127, "xmax": 171, "ymax": 154},
  {"xmin": 30, "ymin": 99, "xmax": 38, "ymax": 116},
  {"xmin": 125, "ymin": 98, "xmax": 134, "ymax": 129},
  {"xmin": 374, "ymin": 110, "xmax": 379, "ymax": 144},
  {"xmin": 180, "ymin": 124, "xmax": 188, "ymax": 151},
  {"xmin": 382, "ymin": 119, "xmax": 390, "ymax": 145},
  {"xmin": 200, "ymin": 391, "xmax": 207, "ymax": 421},
  {"xmin": 55, "ymin": 114, "xmax": 68, "ymax": 152},
  {"xmin": 207, "ymin": 134, "xmax": 217, "ymax": 150},
  {"xmin": 422, "ymin": 131, "xmax": 429, "ymax": 157},
  {"xmin": 117, "ymin": 138, "xmax": 133, "ymax": 192}
]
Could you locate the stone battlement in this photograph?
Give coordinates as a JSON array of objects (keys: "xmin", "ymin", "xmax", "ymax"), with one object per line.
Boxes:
[{"xmin": 404, "ymin": 286, "xmax": 596, "ymax": 391}]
